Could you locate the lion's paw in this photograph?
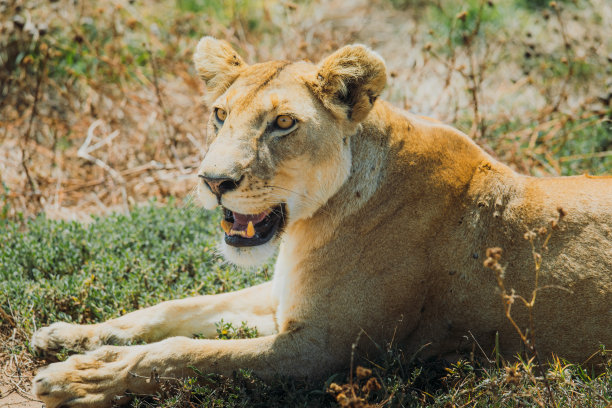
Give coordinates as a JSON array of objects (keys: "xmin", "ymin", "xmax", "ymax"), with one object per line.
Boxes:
[
  {"xmin": 32, "ymin": 346, "xmax": 151, "ymax": 408},
  {"xmin": 31, "ymin": 322, "xmax": 100, "ymax": 356},
  {"xmin": 31, "ymin": 322, "xmax": 136, "ymax": 357}
]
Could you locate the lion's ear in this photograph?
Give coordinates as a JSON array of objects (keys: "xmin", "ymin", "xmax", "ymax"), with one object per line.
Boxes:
[
  {"xmin": 310, "ymin": 45, "xmax": 387, "ymax": 123},
  {"xmin": 193, "ymin": 37, "xmax": 247, "ymax": 103}
]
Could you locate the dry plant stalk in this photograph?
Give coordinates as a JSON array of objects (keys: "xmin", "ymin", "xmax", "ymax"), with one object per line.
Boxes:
[
  {"xmin": 549, "ymin": 1, "xmax": 574, "ymax": 113},
  {"xmin": 459, "ymin": 0, "xmax": 488, "ymax": 140},
  {"xmin": 20, "ymin": 42, "xmax": 49, "ymax": 210},
  {"xmin": 424, "ymin": 0, "xmax": 495, "ymax": 140},
  {"xmin": 77, "ymin": 120, "xmax": 129, "ymax": 213},
  {"xmin": 484, "ymin": 206, "xmax": 570, "ymax": 408}
]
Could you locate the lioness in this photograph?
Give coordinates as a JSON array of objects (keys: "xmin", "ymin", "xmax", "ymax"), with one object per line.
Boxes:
[{"xmin": 32, "ymin": 38, "xmax": 611, "ymax": 407}]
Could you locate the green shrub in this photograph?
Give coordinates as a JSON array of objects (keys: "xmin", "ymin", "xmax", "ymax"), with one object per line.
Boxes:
[{"xmin": 0, "ymin": 199, "xmax": 271, "ymax": 335}]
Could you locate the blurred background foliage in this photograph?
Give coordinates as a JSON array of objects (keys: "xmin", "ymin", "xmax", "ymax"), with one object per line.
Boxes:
[{"xmin": 0, "ymin": 0, "xmax": 610, "ymax": 222}]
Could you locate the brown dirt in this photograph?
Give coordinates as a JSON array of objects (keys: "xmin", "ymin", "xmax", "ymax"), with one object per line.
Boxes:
[{"xmin": 0, "ymin": 384, "xmax": 41, "ymax": 408}]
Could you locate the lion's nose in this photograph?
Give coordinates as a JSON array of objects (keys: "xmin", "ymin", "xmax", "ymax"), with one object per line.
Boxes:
[{"xmin": 198, "ymin": 175, "xmax": 242, "ymax": 197}]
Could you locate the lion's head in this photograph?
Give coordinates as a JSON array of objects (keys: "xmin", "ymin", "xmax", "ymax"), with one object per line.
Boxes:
[{"xmin": 194, "ymin": 37, "xmax": 386, "ymax": 267}]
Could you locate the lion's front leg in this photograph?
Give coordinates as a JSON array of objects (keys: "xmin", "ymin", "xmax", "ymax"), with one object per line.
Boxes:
[
  {"xmin": 31, "ymin": 282, "xmax": 277, "ymax": 356},
  {"xmin": 34, "ymin": 329, "xmax": 336, "ymax": 408}
]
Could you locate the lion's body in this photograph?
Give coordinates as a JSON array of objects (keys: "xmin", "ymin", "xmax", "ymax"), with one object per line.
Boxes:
[
  {"xmin": 272, "ymin": 101, "xmax": 612, "ymax": 368},
  {"xmin": 365, "ymin": 103, "xmax": 611, "ymax": 361},
  {"xmin": 32, "ymin": 39, "xmax": 611, "ymax": 407}
]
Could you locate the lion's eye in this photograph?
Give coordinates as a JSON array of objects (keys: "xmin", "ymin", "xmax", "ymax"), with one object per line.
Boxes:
[
  {"xmin": 215, "ymin": 108, "xmax": 227, "ymax": 122},
  {"xmin": 275, "ymin": 115, "xmax": 295, "ymax": 130}
]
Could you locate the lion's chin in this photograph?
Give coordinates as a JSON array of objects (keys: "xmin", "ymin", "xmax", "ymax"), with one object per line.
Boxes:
[{"xmin": 218, "ymin": 239, "xmax": 279, "ymax": 268}]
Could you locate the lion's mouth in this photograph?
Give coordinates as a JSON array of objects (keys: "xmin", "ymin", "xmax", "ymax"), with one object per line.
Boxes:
[{"xmin": 221, "ymin": 204, "xmax": 286, "ymax": 247}]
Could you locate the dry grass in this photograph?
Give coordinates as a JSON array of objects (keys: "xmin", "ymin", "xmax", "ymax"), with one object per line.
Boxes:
[{"xmin": 1, "ymin": 0, "xmax": 610, "ymax": 221}]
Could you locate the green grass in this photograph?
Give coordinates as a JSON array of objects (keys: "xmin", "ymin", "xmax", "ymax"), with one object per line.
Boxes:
[
  {"xmin": 556, "ymin": 117, "xmax": 612, "ymax": 176},
  {"xmin": 486, "ymin": 111, "xmax": 612, "ymax": 176},
  {"xmin": 1, "ymin": 200, "xmax": 610, "ymax": 407},
  {"xmin": 0, "ymin": 199, "xmax": 270, "ymax": 335}
]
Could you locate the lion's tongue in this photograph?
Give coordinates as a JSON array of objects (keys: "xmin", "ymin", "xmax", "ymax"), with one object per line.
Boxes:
[{"xmin": 232, "ymin": 211, "xmax": 268, "ymax": 228}]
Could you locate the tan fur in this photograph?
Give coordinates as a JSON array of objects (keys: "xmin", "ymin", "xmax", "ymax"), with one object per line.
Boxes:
[
  {"xmin": 32, "ymin": 39, "xmax": 611, "ymax": 407},
  {"xmin": 194, "ymin": 37, "xmax": 246, "ymax": 104}
]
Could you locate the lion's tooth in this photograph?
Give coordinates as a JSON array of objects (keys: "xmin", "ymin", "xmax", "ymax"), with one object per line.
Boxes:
[
  {"xmin": 246, "ymin": 221, "xmax": 255, "ymax": 238},
  {"xmin": 221, "ymin": 219, "xmax": 232, "ymax": 234}
]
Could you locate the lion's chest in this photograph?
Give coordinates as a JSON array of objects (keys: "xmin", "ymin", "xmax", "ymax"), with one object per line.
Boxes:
[{"xmin": 271, "ymin": 245, "xmax": 292, "ymax": 330}]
